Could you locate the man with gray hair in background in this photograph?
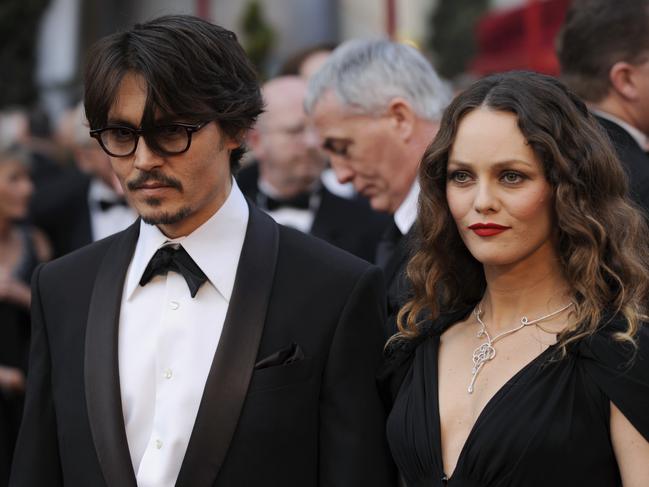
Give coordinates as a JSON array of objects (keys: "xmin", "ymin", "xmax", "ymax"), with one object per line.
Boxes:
[
  {"xmin": 305, "ymin": 39, "xmax": 452, "ymax": 335},
  {"xmin": 240, "ymin": 75, "xmax": 389, "ymax": 262}
]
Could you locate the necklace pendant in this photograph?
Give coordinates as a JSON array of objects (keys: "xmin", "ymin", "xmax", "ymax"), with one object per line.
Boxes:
[
  {"xmin": 468, "ymin": 365, "xmax": 481, "ymax": 394},
  {"xmin": 468, "ymin": 301, "xmax": 573, "ymax": 394},
  {"xmin": 472, "ymin": 342, "xmax": 496, "ymax": 371},
  {"xmin": 468, "ymin": 342, "xmax": 496, "ymax": 393}
]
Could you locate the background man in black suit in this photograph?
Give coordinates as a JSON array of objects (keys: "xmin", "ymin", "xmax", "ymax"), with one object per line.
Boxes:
[
  {"xmin": 30, "ymin": 102, "xmax": 136, "ymax": 257},
  {"xmin": 305, "ymin": 40, "xmax": 452, "ymax": 335},
  {"xmin": 10, "ymin": 16, "xmax": 395, "ymax": 487},
  {"xmin": 557, "ymin": 0, "xmax": 649, "ymax": 215},
  {"xmin": 240, "ymin": 75, "xmax": 389, "ymax": 261}
]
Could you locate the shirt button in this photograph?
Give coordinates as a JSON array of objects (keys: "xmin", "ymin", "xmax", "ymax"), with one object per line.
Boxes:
[
  {"xmin": 155, "ymin": 439, "xmax": 163, "ymax": 449},
  {"xmin": 163, "ymin": 368, "xmax": 173, "ymax": 380},
  {"xmin": 170, "ymin": 301, "xmax": 179, "ymax": 310}
]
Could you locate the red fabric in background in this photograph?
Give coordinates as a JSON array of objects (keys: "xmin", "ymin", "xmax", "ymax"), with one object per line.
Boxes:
[{"xmin": 470, "ymin": 0, "xmax": 571, "ymax": 75}]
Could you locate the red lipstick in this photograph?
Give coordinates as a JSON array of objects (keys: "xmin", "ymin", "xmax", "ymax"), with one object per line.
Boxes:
[{"xmin": 468, "ymin": 222, "xmax": 510, "ymax": 237}]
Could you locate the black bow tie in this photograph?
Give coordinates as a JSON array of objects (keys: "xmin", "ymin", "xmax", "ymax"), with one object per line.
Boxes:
[
  {"xmin": 263, "ymin": 192, "xmax": 311, "ymax": 211},
  {"xmin": 98, "ymin": 198, "xmax": 128, "ymax": 211},
  {"xmin": 140, "ymin": 245, "xmax": 208, "ymax": 298}
]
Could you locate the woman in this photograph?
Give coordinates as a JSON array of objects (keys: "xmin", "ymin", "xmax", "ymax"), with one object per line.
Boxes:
[
  {"xmin": 382, "ymin": 71, "xmax": 649, "ymax": 486},
  {"xmin": 0, "ymin": 146, "xmax": 50, "ymax": 482}
]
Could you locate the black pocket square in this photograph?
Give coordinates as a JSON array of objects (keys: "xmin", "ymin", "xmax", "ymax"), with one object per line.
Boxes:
[{"xmin": 254, "ymin": 343, "xmax": 304, "ymax": 370}]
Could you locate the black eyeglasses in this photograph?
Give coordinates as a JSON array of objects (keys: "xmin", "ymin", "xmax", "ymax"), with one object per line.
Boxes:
[{"xmin": 89, "ymin": 121, "xmax": 210, "ymax": 157}]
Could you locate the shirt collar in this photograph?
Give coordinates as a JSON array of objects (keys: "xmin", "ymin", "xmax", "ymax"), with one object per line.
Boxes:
[
  {"xmin": 394, "ymin": 179, "xmax": 420, "ymax": 235},
  {"xmin": 125, "ymin": 179, "xmax": 249, "ymax": 302},
  {"xmin": 591, "ymin": 108, "xmax": 649, "ymax": 149}
]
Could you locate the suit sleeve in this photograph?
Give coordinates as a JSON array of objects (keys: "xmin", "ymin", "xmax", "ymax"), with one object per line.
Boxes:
[
  {"xmin": 9, "ymin": 264, "xmax": 63, "ymax": 486},
  {"xmin": 319, "ymin": 265, "xmax": 397, "ymax": 487}
]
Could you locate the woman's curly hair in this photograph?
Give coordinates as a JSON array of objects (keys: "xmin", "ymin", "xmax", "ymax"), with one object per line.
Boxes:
[{"xmin": 397, "ymin": 71, "xmax": 649, "ymax": 355}]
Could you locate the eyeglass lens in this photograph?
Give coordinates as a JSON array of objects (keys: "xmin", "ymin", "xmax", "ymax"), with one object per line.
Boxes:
[{"xmin": 100, "ymin": 125, "xmax": 191, "ymax": 156}]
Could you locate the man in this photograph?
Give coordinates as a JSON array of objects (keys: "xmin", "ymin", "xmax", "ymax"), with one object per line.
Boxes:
[
  {"xmin": 240, "ymin": 75, "xmax": 389, "ymax": 261},
  {"xmin": 31, "ymin": 102, "xmax": 137, "ymax": 257},
  {"xmin": 10, "ymin": 16, "xmax": 394, "ymax": 487},
  {"xmin": 557, "ymin": 0, "xmax": 649, "ymax": 214},
  {"xmin": 305, "ymin": 39, "xmax": 452, "ymax": 334}
]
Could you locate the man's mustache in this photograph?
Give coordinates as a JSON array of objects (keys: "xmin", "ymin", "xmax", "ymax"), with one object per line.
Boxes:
[{"xmin": 126, "ymin": 171, "xmax": 183, "ymax": 191}]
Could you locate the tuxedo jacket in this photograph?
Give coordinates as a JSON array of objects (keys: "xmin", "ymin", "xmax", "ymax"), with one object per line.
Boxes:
[
  {"xmin": 10, "ymin": 205, "xmax": 396, "ymax": 487},
  {"xmin": 30, "ymin": 169, "xmax": 93, "ymax": 258},
  {"xmin": 596, "ymin": 115, "xmax": 649, "ymax": 215},
  {"xmin": 237, "ymin": 163, "xmax": 390, "ymax": 262},
  {"xmin": 382, "ymin": 228, "xmax": 415, "ymax": 336}
]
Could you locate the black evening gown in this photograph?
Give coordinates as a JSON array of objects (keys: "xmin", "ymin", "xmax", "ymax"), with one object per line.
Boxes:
[
  {"xmin": 381, "ymin": 308, "xmax": 649, "ymax": 487},
  {"xmin": 0, "ymin": 226, "xmax": 39, "ymax": 485}
]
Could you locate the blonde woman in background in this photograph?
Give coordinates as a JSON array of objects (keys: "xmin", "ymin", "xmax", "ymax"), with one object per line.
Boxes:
[{"xmin": 0, "ymin": 146, "xmax": 50, "ymax": 482}]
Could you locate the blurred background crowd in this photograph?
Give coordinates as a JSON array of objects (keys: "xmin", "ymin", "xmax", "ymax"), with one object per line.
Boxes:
[
  {"xmin": 1, "ymin": 0, "xmax": 568, "ymax": 141},
  {"xmin": 0, "ymin": 0, "xmax": 644, "ymax": 483}
]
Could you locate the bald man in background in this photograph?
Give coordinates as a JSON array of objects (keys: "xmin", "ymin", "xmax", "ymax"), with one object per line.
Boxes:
[{"xmin": 238, "ymin": 76, "xmax": 388, "ymax": 261}]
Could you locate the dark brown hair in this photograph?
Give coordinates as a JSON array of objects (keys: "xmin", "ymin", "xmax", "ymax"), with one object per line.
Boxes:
[
  {"xmin": 83, "ymin": 15, "xmax": 263, "ymax": 170},
  {"xmin": 557, "ymin": 0, "xmax": 649, "ymax": 102},
  {"xmin": 399, "ymin": 71, "xmax": 649, "ymax": 354}
]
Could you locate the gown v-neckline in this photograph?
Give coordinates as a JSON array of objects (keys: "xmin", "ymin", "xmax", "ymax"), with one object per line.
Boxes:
[
  {"xmin": 432, "ymin": 334, "xmax": 557, "ymax": 482},
  {"xmin": 386, "ymin": 311, "xmax": 649, "ymax": 487}
]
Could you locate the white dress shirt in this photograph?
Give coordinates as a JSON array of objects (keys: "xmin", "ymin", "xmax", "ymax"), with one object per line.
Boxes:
[
  {"xmin": 88, "ymin": 179, "xmax": 137, "ymax": 241},
  {"xmin": 394, "ymin": 179, "xmax": 420, "ymax": 235},
  {"xmin": 320, "ymin": 167, "xmax": 356, "ymax": 199},
  {"xmin": 118, "ymin": 180, "xmax": 249, "ymax": 487}
]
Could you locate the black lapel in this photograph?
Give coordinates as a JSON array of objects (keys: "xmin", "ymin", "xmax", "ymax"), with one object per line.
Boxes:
[
  {"xmin": 176, "ymin": 204, "xmax": 279, "ymax": 487},
  {"xmin": 309, "ymin": 188, "xmax": 340, "ymax": 243},
  {"xmin": 383, "ymin": 227, "xmax": 414, "ymax": 285},
  {"xmin": 84, "ymin": 221, "xmax": 140, "ymax": 487}
]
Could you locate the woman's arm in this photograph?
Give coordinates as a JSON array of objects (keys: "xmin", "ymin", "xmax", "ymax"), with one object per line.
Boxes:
[{"xmin": 611, "ymin": 401, "xmax": 649, "ymax": 486}]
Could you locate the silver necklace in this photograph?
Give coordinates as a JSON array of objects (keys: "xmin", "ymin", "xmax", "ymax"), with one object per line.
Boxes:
[{"xmin": 468, "ymin": 302, "xmax": 573, "ymax": 394}]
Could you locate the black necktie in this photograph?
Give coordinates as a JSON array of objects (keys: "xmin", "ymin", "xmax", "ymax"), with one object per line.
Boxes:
[
  {"xmin": 98, "ymin": 198, "xmax": 128, "ymax": 211},
  {"xmin": 140, "ymin": 245, "xmax": 208, "ymax": 298},
  {"xmin": 263, "ymin": 192, "xmax": 311, "ymax": 211},
  {"xmin": 375, "ymin": 220, "xmax": 402, "ymax": 269}
]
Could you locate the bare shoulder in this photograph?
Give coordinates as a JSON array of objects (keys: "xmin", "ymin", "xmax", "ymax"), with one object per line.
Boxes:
[{"xmin": 610, "ymin": 401, "xmax": 649, "ymax": 487}]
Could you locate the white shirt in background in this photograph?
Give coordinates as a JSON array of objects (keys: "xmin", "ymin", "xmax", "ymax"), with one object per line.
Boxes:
[
  {"xmin": 394, "ymin": 179, "xmax": 420, "ymax": 236},
  {"xmin": 258, "ymin": 178, "xmax": 317, "ymax": 233},
  {"xmin": 88, "ymin": 179, "xmax": 137, "ymax": 241}
]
